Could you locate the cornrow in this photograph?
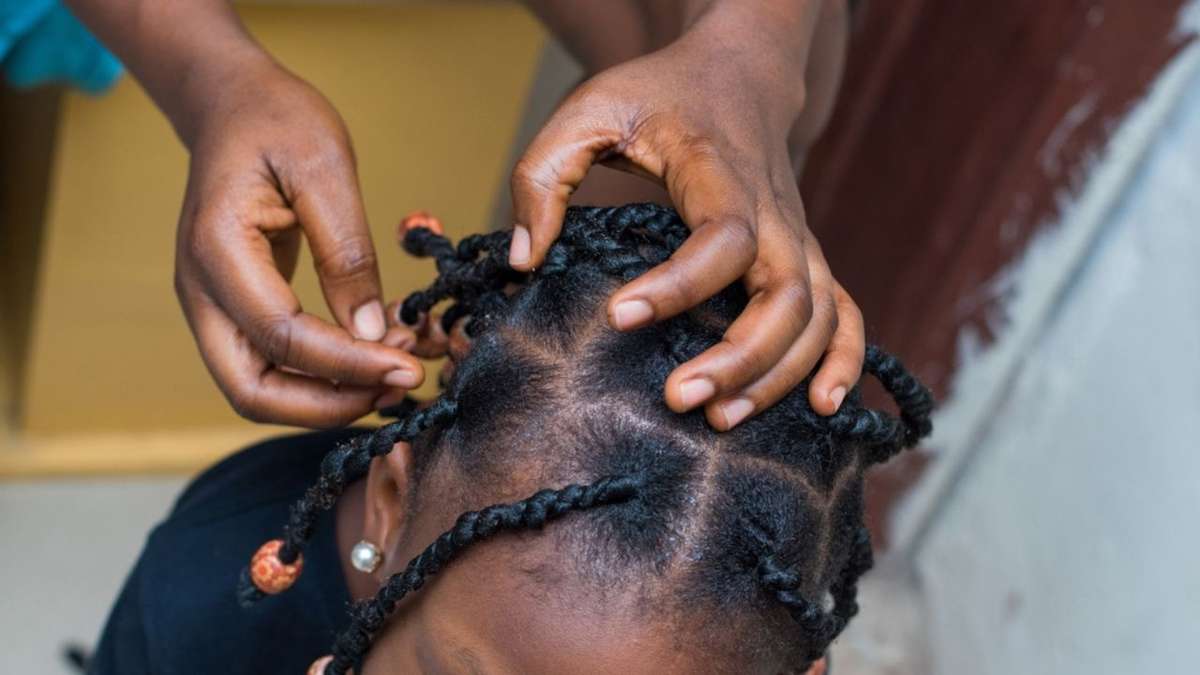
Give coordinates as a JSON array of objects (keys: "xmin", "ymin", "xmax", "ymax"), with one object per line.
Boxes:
[
  {"xmin": 326, "ymin": 475, "xmax": 643, "ymax": 674},
  {"xmin": 758, "ymin": 523, "xmax": 875, "ymax": 668},
  {"xmin": 235, "ymin": 203, "xmax": 934, "ymax": 673}
]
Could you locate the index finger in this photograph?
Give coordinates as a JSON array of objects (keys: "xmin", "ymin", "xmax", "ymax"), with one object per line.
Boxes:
[
  {"xmin": 606, "ymin": 154, "xmax": 758, "ymax": 330},
  {"xmin": 185, "ymin": 287, "xmax": 385, "ymax": 427},
  {"xmin": 189, "ymin": 208, "xmax": 423, "ymax": 389}
]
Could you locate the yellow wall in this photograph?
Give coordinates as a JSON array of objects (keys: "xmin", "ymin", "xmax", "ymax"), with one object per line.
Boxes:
[{"xmin": 3, "ymin": 2, "xmax": 544, "ymax": 475}]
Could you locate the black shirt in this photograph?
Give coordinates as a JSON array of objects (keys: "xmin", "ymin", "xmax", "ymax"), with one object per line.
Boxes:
[{"xmin": 90, "ymin": 430, "xmax": 359, "ymax": 675}]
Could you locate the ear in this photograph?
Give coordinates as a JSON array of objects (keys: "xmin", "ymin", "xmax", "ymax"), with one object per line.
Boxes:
[{"xmin": 362, "ymin": 441, "xmax": 416, "ymax": 577}]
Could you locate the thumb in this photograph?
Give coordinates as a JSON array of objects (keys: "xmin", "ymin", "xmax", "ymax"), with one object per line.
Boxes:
[
  {"xmin": 292, "ymin": 160, "xmax": 386, "ymax": 341},
  {"xmin": 510, "ymin": 98, "xmax": 623, "ymax": 270}
]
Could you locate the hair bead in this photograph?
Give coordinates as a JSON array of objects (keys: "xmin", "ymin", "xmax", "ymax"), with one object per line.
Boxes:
[
  {"xmin": 398, "ymin": 210, "xmax": 444, "ymax": 238},
  {"xmin": 249, "ymin": 539, "xmax": 304, "ymax": 595}
]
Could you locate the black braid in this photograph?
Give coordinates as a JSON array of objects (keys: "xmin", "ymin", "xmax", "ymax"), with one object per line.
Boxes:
[
  {"xmin": 325, "ymin": 474, "xmax": 643, "ymax": 674},
  {"xmin": 755, "ymin": 524, "xmax": 874, "ymax": 667},
  {"xmin": 376, "ymin": 204, "xmax": 934, "ymax": 659},
  {"xmin": 398, "ymin": 204, "xmax": 690, "ymax": 329},
  {"xmin": 235, "ymin": 203, "xmax": 934, "ymax": 670},
  {"xmin": 236, "ymin": 398, "xmax": 459, "ymax": 607},
  {"xmin": 825, "ymin": 345, "xmax": 934, "ymax": 465}
]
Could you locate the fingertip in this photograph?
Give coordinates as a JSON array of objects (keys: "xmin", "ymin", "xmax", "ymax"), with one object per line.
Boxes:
[
  {"xmin": 352, "ymin": 300, "xmax": 386, "ymax": 341},
  {"xmin": 609, "ymin": 297, "xmax": 655, "ymax": 331},
  {"xmin": 508, "ymin": 225, "xmax": 531, "ymax": 269},
  {"xmin": 702, "ymin": 397, "xmax": 755, "ymax": 432},
  {"xmin": 808, "ymin": 380, "xmax": 847, "ymax": 416},
  {"xmin": 382, "ymin": 368, "xmax": 420, "ymax": 389},
  {"xmin": 717, "ymin": 397, "xmax": 755, "ymax": 429},
  {"xmin": 829, "ymin": 385, "xmax": 847, "ymax": 412},
  {"xmin": 703, "ymin": 405, "xmax": 730, "ymax": 431},
  {"xmin": 678, "ymin": 377, "xmax": 716, "ymax": 409}
]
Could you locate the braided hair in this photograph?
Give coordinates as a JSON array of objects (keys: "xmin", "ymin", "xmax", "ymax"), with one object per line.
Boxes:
[{"xmin": 237, "ymin": 204, "xmax": 933, "ymax": 673}]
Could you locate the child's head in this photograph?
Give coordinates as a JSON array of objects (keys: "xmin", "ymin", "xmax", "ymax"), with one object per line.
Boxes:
[{"xmin": 240, "ymin": 204, "xmax": 933, "ymax": 674}]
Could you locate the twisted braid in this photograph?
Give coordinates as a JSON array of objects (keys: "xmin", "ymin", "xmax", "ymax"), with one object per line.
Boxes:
[
  {"xmin": 755, "ymin": 524, "xmax": 874, "ymax": 667},
  {"xmin": 234, "ymin": 203, "xmax": 934, "ymax": 672},
  {"xmin": 825, "ymin": 346, "xmax": 934, "ymax": 465},
  {"xmin": 379, "ymin": 204, "xmax": 933, "ymax": 661},
  {"xmin": 398, "ymin": 204, "xmax": 690, "ymax": 332},
  {"xmin": 326, "ymin": 474, "xmax": 643, "ymax": 674},
  {"xmin": 236, "ymin": 398, "xmax": 459, "ymax": 607},
  {"xmin": 395, "ymin": 206, "xmax": 933, "ymax": 465}
]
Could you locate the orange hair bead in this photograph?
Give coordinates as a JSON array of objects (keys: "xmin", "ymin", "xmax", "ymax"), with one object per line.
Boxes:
[
  {"xmin": 249, "ymin": 539, "xmax": 303, "ymax": 595},
  {"xmin": 398, "ymin": 210, "xmax": 444, "ymax": 241}
]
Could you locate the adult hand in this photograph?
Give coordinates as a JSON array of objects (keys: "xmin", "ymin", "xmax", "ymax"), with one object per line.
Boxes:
[
  {"xmin": 509, "ymin": 1, "xmax": 864, "ymax": 431},
  {"xmin": 174, "ymin": 60, "xmax": 423, "ymax": 427}
]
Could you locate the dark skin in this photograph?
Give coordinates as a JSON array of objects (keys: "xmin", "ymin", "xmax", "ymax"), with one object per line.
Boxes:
[
  {"xmin": 64, "ymin": 0, "xmax": 864, "ymax": 431},
  {"xmin": 330, "ymin": 442, "xmax": 828, "ymax": 675}
]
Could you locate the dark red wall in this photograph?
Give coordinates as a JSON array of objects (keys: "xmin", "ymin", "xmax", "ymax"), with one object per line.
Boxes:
[{"xmin": 803, "ymin": 0, "xmax": 1193, "ymax": 544}]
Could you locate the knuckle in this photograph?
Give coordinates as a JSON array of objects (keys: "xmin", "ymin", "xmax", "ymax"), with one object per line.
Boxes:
[
  {"xmin": 675, "ymin": 133, "xmax": 721, "ymax": 163},
  {"xmin": 254, "ymin": 314, "xmax": 297, "ymax": 365},
  {"xmin": 813, "ymin": 289, "xmax": 839, "ymax": 326},
  {"xmin": 317, "ymin": 236, "xmax": 377, "ymax": 283},
  {"xmin": 570, "ymin": 74, "xmax": 629, "ymax": 114},
  {"xmin": 328, "ymin": 346, "xmax": 368, "ymax": 384},
  {"xmin": 777, "ymin": 281, "xmax": 814, "ymax": 322},
  {"xmin": 842, "ymin": 294, "xmax": 865, "ymax": 327},
  {"xmin": 719, "ymin": 341, "xmax": 769, "ymax": 385},
  {"xmin": 225, "ymin": 381, "xmax": 266, "ymax": 423},
  {"xmin": 181, "ymin": 218, "xmax": 216, "ymax": 265},
  {"xmin": 714, "ymin": 217, "xmax": 758, "ymax": 259},
  {"xmin": 511, "ymin": 155, "xmax": 558, "ymax": 197},
  {"xmin": 294, "ymin": 134, "xmax": 354, "ymax": 177},
  {"xmin": 660, "ymin": 263, "xmax": 703, "ymax": 308}
]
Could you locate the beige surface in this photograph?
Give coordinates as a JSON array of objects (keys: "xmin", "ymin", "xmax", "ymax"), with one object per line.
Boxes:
[{"xmin": 7, "ymin": 2, "xmax": 544, "ymax": 472}]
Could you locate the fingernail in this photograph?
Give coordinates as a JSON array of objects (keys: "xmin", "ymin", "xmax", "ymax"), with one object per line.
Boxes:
[
  {"xmin": 612, "ymin": 299, "xmax": 655, "ymax": 330},
  {"xmin": 679, "ymin": 377, "xmax": 716, "ymax": 408},
  {"xmin": 353, "ymin": 300, "xmax": 386, "ymax": 341},
  {"xmin": 383, "ymin": 369, "xmax": 418, "ymax": 388},
  {"xmin": 509, "ymin": 225, "xmax": 531, "ymax": 266},
  {"xmin": 829, "ymin": 386, "xmax": 847, "ymax": 412},
  {"xmin": 720, "ymin": 397, "xmax": 755, "ymax": 428}
]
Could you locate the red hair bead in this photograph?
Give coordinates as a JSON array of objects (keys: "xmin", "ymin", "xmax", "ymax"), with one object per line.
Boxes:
[
  {"xmin": 249, "ymin": 539, "xmax": 303, "ymax": 595},
  {"xmin": 398, "ymin": 210, "xmax": 444, "ymax": 240}
]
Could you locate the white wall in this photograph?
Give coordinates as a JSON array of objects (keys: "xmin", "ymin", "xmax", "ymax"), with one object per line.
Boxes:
[
  {"xmin": 0, "ymin": 479, "xmax": 183, "ymax": 674},
  {"xmin": 913, "ymin": 20, "xmax": 1200, "ymax": 675}
]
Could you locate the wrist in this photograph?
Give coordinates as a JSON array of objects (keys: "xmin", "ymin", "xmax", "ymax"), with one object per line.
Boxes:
[
  {"xmin": 676, "ymin": 1, "xmax": 821, "ymax": 123},
  {"xmin": 165, "ymin": 41, "xmax": 279, "ymax": 148}
]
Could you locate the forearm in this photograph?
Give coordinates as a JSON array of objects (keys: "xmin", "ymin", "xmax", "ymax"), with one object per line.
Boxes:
[
  {"xmin": 64, "ymin": 0, "xmax": 274, "ymax": 145},
  {"xmin": 525, "ymin": 0, "xmax": 824, "ymax": 81}
]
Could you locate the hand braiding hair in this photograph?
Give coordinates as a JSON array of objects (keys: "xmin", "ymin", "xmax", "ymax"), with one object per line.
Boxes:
[{"xmin": 235, "ymin": 204, "xmax": 933, "ymax": 673}]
